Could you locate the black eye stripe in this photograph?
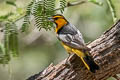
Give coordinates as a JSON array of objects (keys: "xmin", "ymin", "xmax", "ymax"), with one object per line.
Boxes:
[{"xmin": 54, "ymin": 17, "xmax": 59, "ymax": 20}]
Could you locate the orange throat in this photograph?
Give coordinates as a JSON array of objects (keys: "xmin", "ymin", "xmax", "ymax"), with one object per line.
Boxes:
[{"xmin": 55, "ymin": 19, "xmax": 67, "ymax": 33}]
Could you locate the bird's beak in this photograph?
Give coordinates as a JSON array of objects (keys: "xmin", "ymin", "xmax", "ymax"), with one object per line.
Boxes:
[{"xmin": 48, "ymin": 17, "xmax": 54, "ymax": 22}]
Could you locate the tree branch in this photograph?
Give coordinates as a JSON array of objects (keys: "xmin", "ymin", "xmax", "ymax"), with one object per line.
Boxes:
[
  {"xmin": 54, "ymin": 0, "xmax": 102, "ymax": 11},
  {"xmin": 54, "ymin": 0, "xmax": 87, "ymax": 11},
  {"xmin": 27, "ymin": 20, "xmax": 120, "ymax": 80}
]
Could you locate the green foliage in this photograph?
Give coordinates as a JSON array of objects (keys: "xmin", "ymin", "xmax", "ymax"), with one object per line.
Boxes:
[
  {"xmin": 7, "ymin": 22, "xmax": 18, "ymax": 57},
  {"xmin": 0, "ymin": 0, "xmax": 68, "ymax": 64},
  {"xmin": 21, "ymin": 1, "xmax": 33, "ymax": 32},
  {"xmin": 21, "ymin": 0, "xmax": 67, "ymax": 31},
  {"xmin": 21, "ymin": 0, "xmax": 104, "ymax": 31},
  {"xmin": 0, "ymin": 12, "xmax": 14, "ymax": 21},
  {"xmin": 6, "ymin": 1, "xmax": 16, "ymax": 7},
  {"xmin": 0, "ymin": 0, "xmax": 20, "ymax": 64},
  {"xmin": 0, "ymin": 43, "xmax": 6, "ymax": 64},
  {"xmin": 32, "ymin": 0, "xmax": 54, "ymax": 30},
  {"xmin": 0, "ymin": 22, "xmax": 19, "ymax": 64},
  {"xmin": 60, "ymin": 0, "xmax": 67, "ymax": 13}
]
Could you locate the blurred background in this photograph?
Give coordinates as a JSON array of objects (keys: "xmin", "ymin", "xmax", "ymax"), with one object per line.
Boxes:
[{"xmin": 0, "ymin": 0, "xmax": 120, "ymax": 80}]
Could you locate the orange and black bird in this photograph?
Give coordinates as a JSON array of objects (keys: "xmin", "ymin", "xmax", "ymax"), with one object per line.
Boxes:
[{"xmin": 48, "ymin": 14, "xmax": 99, "ymax": 73}]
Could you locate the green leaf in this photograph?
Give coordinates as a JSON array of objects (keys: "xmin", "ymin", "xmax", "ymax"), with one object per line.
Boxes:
[
  {"xmin": 4, "ymin": 22, "xmax": 11, "ymax": 64},
  {"xmin": 0, "ymin": 12, "xmax": 14, "ymax": 21},
  {"xmin": 2, "ymin": 22, "xmax": 19, "ymax": 64},
  {"xmin": 6, "ymin": 1, "xmax": 16, "ymax": 7},
  {"xmin": 22, "ymin": 0, "xmax": 55, "ymax": 31},
  {"xmin": 0, "ymin": 43, "xmax": 5, "ymax": 64},
  {"xmin": 8, "ymin": 23, "xmax": 19, "ymax": 57},
  {"xmin": 21, "ymin": 0, "xmax": 33, "ymax": 32},
  {"xmin": 21, "ymin": 23, "xmax": 29, "ymax": 32},
  {"xmin": 60, "ymin": 0, "xmax": 67, "ymax": 13}
]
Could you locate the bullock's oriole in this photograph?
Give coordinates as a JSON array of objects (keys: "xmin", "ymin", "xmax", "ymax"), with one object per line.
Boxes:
[{"xmin": 48, "ymin": 14, "xmax": 99, "ymax": 73}]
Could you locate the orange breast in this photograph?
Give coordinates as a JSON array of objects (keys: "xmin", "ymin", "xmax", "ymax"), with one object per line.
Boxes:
[{"xmin": 55, "ymin": 19, "xmax": 67, "ymax": 33}]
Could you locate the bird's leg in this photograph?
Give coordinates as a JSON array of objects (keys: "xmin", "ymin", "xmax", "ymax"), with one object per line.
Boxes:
[
  {"xmin": 65, "ymin": 53, "xmax": 70, "ymax": 63},
  {"xmin": 64, "ymin": 53, "xmax": 72, "ymax": 66}
]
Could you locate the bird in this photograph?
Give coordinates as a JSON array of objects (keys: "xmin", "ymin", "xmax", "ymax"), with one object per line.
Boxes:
[{"xmin": 48, "ymin": 14, "xmax": 99, "ymax": 73}]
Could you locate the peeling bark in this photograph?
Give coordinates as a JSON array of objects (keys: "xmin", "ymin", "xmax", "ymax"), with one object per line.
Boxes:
[{"xmin": 27, "ymin": 20, "xmax": 120, "ymax": 80}]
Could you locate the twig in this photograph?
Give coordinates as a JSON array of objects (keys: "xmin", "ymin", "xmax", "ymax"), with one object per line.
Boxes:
[
  {"xmin": 54, "ymin": 0, "xmax": 87, "ymax": 11},
  {"xmin": 106, "ymin": 0, "xmax": 117, "ymax": 23}
]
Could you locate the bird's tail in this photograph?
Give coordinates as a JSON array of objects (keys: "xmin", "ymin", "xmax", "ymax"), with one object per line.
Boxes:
[
  {"xmin": 72, "ymin": 49, "xmax": 99, "ymax": 73},
  {"xmin": 82, "ymin": 55, "xmax": 99, "ymax": 73}
]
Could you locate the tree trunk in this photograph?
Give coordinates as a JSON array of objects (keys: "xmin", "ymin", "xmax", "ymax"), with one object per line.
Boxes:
[{"xmin": 27, "ymin": 20, "xmax": 120, "ymax": 80}]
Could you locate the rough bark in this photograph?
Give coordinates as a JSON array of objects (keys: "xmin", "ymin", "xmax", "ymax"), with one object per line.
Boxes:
[{"xmin": 27, "ymin": 20, "xmax": 120, "ymax": 80}]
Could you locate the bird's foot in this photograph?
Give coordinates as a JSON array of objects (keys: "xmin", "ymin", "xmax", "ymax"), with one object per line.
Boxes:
[{"xmin": 64, "ymin": 59, "xmax": 72, "ymax": 67}]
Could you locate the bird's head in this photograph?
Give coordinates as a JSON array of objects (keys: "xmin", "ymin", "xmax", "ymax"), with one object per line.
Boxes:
[{"xmin": 48, "ymin": 14, "xmax": 68, "ymax": 32}]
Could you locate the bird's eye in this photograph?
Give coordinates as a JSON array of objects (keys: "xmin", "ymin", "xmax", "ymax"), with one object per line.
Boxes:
[{"xmin": 54, "ymin": 17, "xmax": 59, "ymax": 20}]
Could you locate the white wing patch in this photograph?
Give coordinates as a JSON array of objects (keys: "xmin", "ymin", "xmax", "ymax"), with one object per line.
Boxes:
[{"xmin": 57, "ymin": 23, "xmax": 88, "ymax": 50}]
